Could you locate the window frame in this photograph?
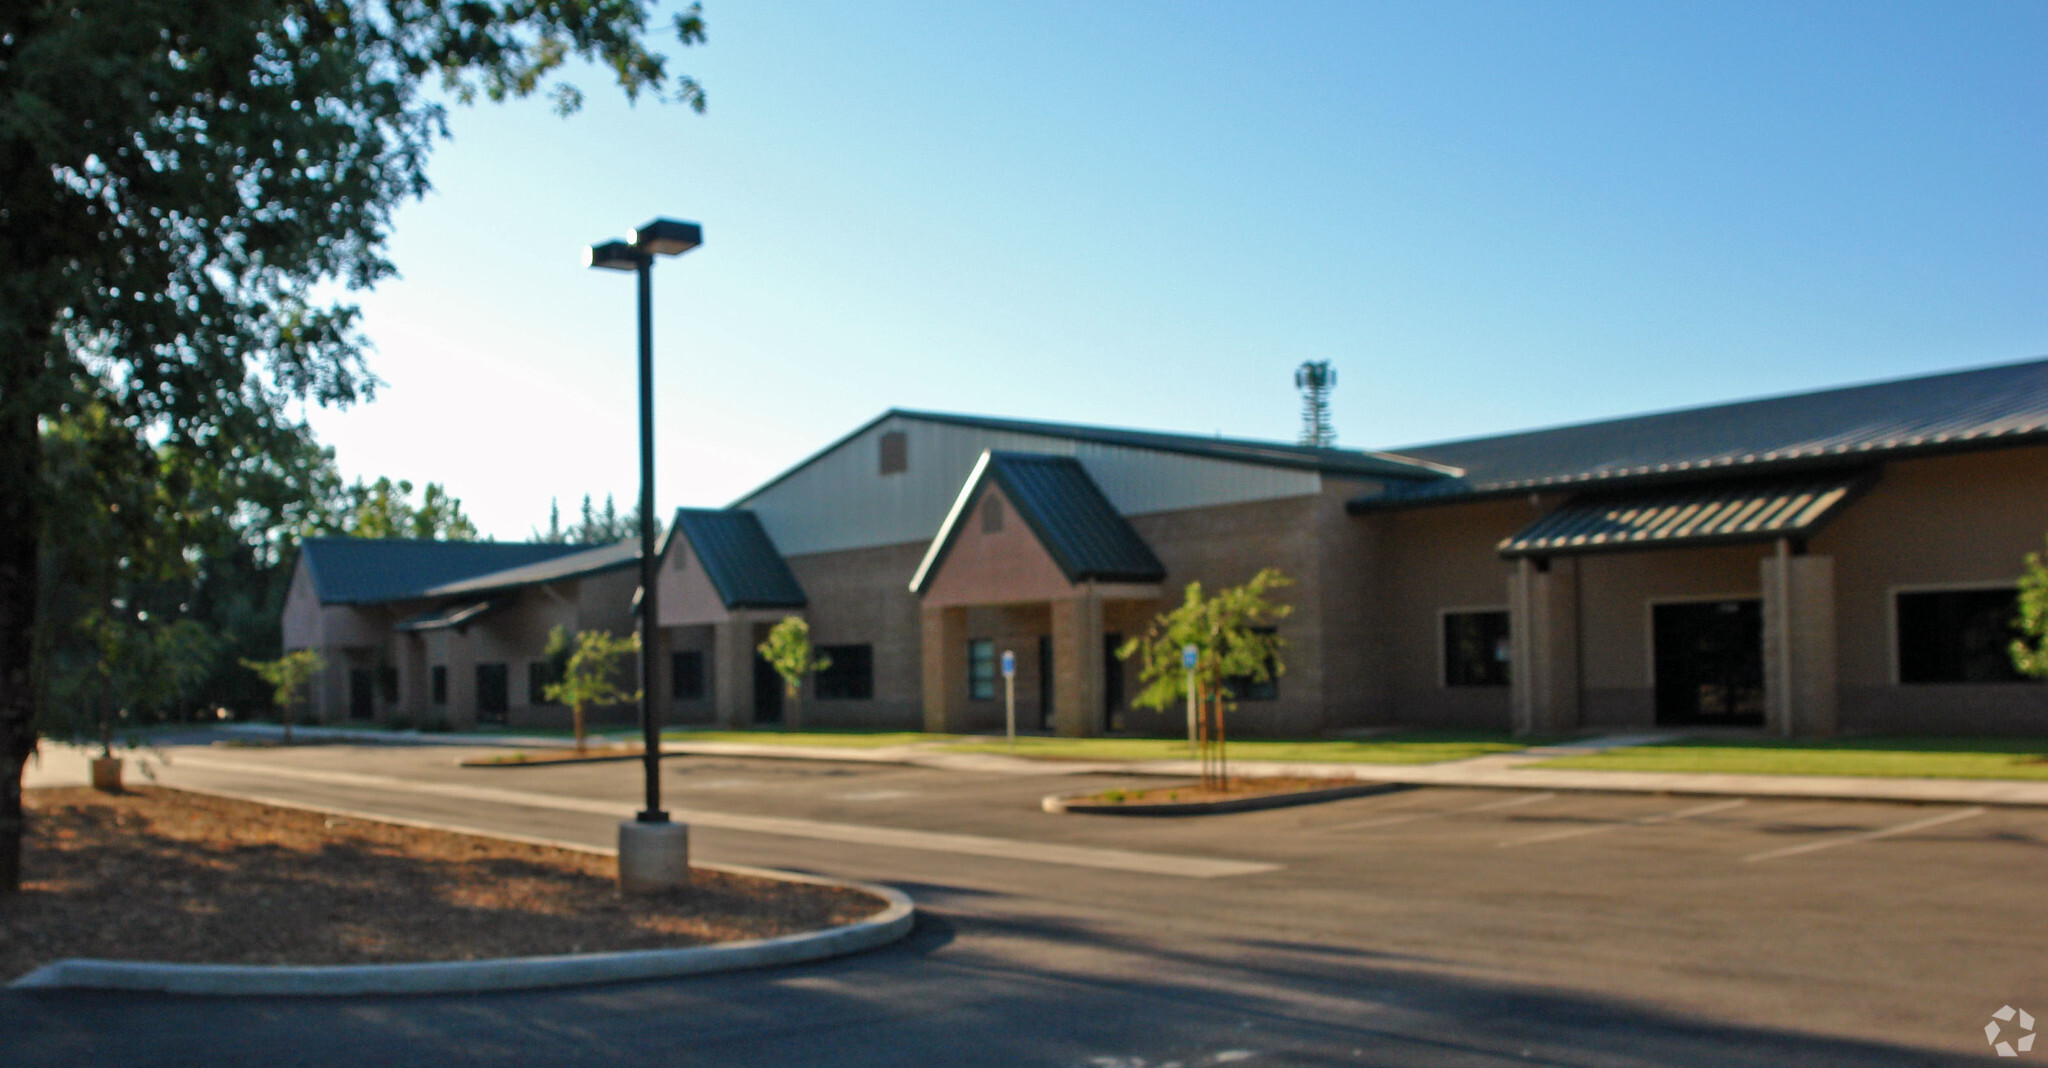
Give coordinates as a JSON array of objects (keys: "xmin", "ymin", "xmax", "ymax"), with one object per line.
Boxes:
[
  {"xmin": 671, "ymin": 650, "xmax": 706, "ymax": 701},
  {"xmin": 1888, "ymin": 581, "xmax": 2031, "ymax": 685},
  {"xmin": 1438, "ymin": 605, "xmax": 1512, "ymax": 688},
  {"xmin": 528, "ymin": 660, "xmax": 561, "ymax": 706},
  {"xmin": 1223, "ymin": 626, "xmax": 1280, "ymax": 702},
  {"xmin": 879, "ymin": 430, "xmax": 908, "ymax": 475},
  {"xmin": 968, "ymin": 638, "xmax": 997, "ymax": 701},
  {"xmin": 815, "ymin": 643, "xmax": 874, "ymax": 700}
]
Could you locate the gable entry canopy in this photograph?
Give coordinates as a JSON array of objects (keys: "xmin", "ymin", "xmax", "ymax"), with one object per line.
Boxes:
[
  {"xmin": 911, "ymin": 450, "xmax": 1166, "ymax": 598},
  {"xmin": 1497, "ymin": 470, "xmax": 1875, "ymax": 560}
]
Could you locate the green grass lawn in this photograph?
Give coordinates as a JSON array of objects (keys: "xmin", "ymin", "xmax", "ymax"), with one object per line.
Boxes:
[
  {"xmin": 1535, "ymin": 736, "xmax": 2048, "ymax": 780},
  {"xmin": 661, "ymin": 728, "xmax": 952, "ymax": 749},
  {"xmin": 944, "ymin": 731, "xmax": 1535, "ymax": 765}
]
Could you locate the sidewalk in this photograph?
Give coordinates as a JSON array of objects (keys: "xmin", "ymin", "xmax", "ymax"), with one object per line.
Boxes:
[
  {"xmin": 656, "ymin": 735, "xmax": 2048, "ymax": 808},
  {"xmin": 26, "ymin": 726, "xmax": 2048, "ymax": 808}
]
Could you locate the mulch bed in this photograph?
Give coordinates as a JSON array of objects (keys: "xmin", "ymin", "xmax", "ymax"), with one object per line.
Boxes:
[
  {"xmin": 2, "ymin": 787, "xmax": 883, "ymax": 982},
  {"xmin": 458, "ymin": 747, "xmax": 646, "ymax": 767},
  {"xmin": 1081, "ymin": 777, "xmax": 1353, "ymax": 806}
]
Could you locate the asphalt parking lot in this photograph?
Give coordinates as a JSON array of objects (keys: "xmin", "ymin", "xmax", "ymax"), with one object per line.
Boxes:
[{"xmin": 7, "ymin": 744, "xmax": 2042, "ymax": 1065}]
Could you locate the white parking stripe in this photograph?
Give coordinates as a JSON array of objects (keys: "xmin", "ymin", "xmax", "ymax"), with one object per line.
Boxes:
[
  {"xmin": 1498, "ymin": 799, "xmax": 1749, "ymax": 847},
  {"xmin": 159, "ymin": 755, "xmax": 1280, "ymax": 879},
  {"xmin": 1323, "ymin": 791, "xmax": 1555, "ymax": 832},
  {"xmin": 1743, "ymin": 806, "xmax": 1987, "ymax": 862}
]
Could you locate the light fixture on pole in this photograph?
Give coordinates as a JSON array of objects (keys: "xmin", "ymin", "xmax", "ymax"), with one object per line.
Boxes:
[{"xmin": 586, "ymin": 217, "xmax": 701, "ymax": 892}]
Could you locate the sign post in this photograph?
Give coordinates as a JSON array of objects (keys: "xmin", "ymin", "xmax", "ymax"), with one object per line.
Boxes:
[
  {"xmin": 1002, "ymin": 649, "xmax": 1018, "ymax": 751},
  {"xmin": 1182, "ymin": 644, "xmax": 1199, "ymax": 755}
]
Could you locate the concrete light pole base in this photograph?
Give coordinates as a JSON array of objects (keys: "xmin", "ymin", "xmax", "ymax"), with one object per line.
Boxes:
[{"xmin": 617, "ymin": 820, "xmax": 690, "ymax": 893}]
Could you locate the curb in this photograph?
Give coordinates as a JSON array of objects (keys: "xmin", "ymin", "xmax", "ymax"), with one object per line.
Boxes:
[
  {"xmin": 1044, "ymin": 781, "xmax": 1405, "ymax": 816},
  {"xmin": 9, "ymin": 856, "xmax": 913, "ymax": 998}
]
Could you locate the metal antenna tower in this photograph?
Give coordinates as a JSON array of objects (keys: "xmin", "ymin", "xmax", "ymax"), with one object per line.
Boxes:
[{"xmin": 1295, "ymin": 360, "xmax": 1337, "ymax": 447}]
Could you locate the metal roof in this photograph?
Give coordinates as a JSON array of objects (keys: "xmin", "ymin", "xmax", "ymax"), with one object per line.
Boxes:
[
  {"xmin": 671, "ymin": 509, "xmax": 807, "ymax": 609},
  {"xmin": 738, "ymin": 408, "xmax": 1460, "ymax": 507},
  {"xmin": 1497, "ymin": 470, "xmax": 1874, "ymax": 559},
  {"xmin": 422, "ymin": 540, "xmax": 638, "ymax": 598},
  {"xmin": 911, "ymin": 451, "xmax": 1167, "ymax": 594},
  {"xmin": 394, "ymin": 601, "xmax": 497, "ymax": 633},
  {"xmin": 1352, "ymin": 356, "xmax": 2048, "ymax": 512},
  {"xmin": 298, "ymin": 539, "xmax": 593, "ymax": 605}
]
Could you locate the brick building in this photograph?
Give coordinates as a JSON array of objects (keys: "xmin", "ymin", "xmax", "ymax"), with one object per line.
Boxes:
[{"xmin": 285, "ymin": 357, "xmax": 2048, "ymax": 736}]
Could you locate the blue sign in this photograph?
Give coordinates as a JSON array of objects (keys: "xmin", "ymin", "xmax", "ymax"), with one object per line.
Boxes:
[
  {"xmin": 1001, "ymin": 650, "xmax": 1016, "ymax": 678},
  {"xmin": 1182, "ymin": 644, "xmax": 1199, "ymax": 671}
]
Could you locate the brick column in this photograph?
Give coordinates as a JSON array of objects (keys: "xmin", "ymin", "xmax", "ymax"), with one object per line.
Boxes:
[
  {"xmin": 391, "ymin": 636, "xmax": 421, "ymax": 720},
  {"xmin": 921, "ymin": 605, "xmax": 968, "ymax": 732},
  {"xmin": 1050, "ymin": 589, "xmax": 1103, "ymax": 738},
  {"xmin": 1762, "ymin": 550, "xmax": 1837, "ymax": 737},
  {"xmin": 1509, "ymin": 557, "xmax": 1580, "ymax": 735},
  {"xmin": 712, "ymin": 617, "xmax": 753, "ymax": 728}
]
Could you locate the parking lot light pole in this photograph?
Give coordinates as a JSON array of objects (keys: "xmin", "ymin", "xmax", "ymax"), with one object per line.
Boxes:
[{"xmin": 587, "ymin": 218, "xmax": 701, "ymax": 890}]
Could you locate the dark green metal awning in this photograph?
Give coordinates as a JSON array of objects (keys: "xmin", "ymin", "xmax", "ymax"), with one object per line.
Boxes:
[
  {"xmin": 395, "ymin": 600, "xmax": 496, "ymax": 632},
  {"xmin": 1497, "ymin": 471, "xmax": 1873, "ymax": 559}
]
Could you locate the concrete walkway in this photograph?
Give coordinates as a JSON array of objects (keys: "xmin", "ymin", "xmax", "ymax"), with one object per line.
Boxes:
[
  {"xmin": 28, "ymin": 726, "xmax": 2048, "ymax": 808},
  {"xmin": 654, "ymin": 733, "xmax": 2048, "ymax": 808}
]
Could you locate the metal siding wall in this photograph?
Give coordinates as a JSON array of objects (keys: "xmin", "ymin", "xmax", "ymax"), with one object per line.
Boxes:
[{"xmin": 740, "ymin": 417, "xmax": 1322, "ymax": 557}]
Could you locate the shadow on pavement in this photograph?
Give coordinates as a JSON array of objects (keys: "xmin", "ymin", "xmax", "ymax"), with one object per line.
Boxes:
[{"xmin": 1, "ymin": 899, "xmax": 1979, "ymax": 1067}]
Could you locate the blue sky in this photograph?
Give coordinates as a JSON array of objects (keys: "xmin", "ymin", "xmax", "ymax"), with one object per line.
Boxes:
[{"xmin": 308, "ymin": 1, "xmax": 2048, "ymax": 539}]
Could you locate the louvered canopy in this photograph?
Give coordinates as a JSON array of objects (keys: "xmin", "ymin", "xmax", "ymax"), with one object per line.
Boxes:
[{"xmin": 1497, "ymin": 471, "xmax": 1873, "ymax": 559}]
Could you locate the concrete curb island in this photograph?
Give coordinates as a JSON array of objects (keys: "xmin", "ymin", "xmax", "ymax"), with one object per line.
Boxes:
[
  {"xmin": 9, "ymin": 863, "xmax": 915, "ymax": 997},
  {"xmin": 1044, "ymin": 781, "xmax": 1404, "ymax": 816}
]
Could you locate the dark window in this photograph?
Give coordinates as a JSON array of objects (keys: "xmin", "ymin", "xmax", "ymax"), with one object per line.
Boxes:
[
  {"xmin": 753, "ymin": 651, "xmax": 783, "ymax": 723},
  {"xmin": 476, "ymin": 663, "xmax": 509, "ymax": 723},
  {"xmin": 431, "ymin": 665, "xmax": 448, "ymax": 706},
  {"xmin": 879, "ymin": 430, "xmax": 908, "ymax": 475},
  {"xmin": 1224, "ymin": 627, "xmax": 1280, "ymax": 701},
  {"xmin": 968, "ymin": 639, "xmax": 997, "ymax": 701},
  {"xmin": 982, "ymin": 494, "xmax": 1004, "ymax": 533},
  {"xmin": 379, "ymin": 665, "xmax": 398, "ymax": 704},
  {"xmin": 348, "ymin": 669, "xmax": 375, "ymax": 720},
  {"xmin": 672, "ymin": 651, "xmax": 705, "ymax": 700},
  {"xmin": 1103, "ymin": 632, "xmax": 1124, "ymax": 732},
  {"xmin": 1897, "ymin": 588, "xmax": 2028, "ymax": 683},
  {"xmin": 816, "ymin": 644, "xmax": 874, "ymax": 700},
  {"xmin": 1444, "ymin": 610, "xmax": 1511, "ymax": 687},
  {"xmin": 528, "ymin": 661, "xmax": 562, "ymax": 706},
  {"xmin": 1038, "ymin": 635, "xmax": 1054, "ymax": 731}
]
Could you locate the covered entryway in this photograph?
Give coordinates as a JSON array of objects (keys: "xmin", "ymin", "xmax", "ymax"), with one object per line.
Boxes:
[
  {"xmin": 1652, "ymin": 599, "xmax": 1764, "ymax": 726},
  {"xmin": 654, "ymin": 508, "xmax": 810, "ymax": 728},
  {"xmin": 1499, "ymin": 471, "xmax": 1870, "ymax": 736},
  {"xmin": 911, "ymin": 451, "xmax": 1165, "ymax": 737}
]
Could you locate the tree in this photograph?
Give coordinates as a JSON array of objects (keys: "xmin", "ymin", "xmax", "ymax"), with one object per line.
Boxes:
[
  {"xmin": 241, "ymin": 650, "xmax": 326, "ymax": 745},
  {"xmin": 757, "ymin": 617, "xmax": 830, "ymax": 731},
  {"xmin": 1119, "ymin": 568, "xmax": 1293, "ymax": 788},
  {"xmin": 330, "ymin": 477, "xmax": 479, "ymax": 541},
  {"xmin": 2012, "ymin": 536, "xmax": 2048, "ymax": 679},
  {"xmin": 1, "ymin": 0, "xmax": 708, "ymax": 892},
  {"xmin": 541, "ymin": 626, "xmax": 639, "ymax": 754},
  {"xmin": 534, "ymin": 494, "xmax": 657, "ymax": 544}
]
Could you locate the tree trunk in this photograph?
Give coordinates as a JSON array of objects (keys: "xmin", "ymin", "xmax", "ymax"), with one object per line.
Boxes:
[
  {"xmin": 0, "ymin": 353, "xmax": 45, "ymax": 894},
  {"xmin": 786, "ymin": 686, "xmax": 802, "ymax": 731},
  {"xmin": 573, "ymin": 701, "xmax": 586, "ymax": 755}
]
